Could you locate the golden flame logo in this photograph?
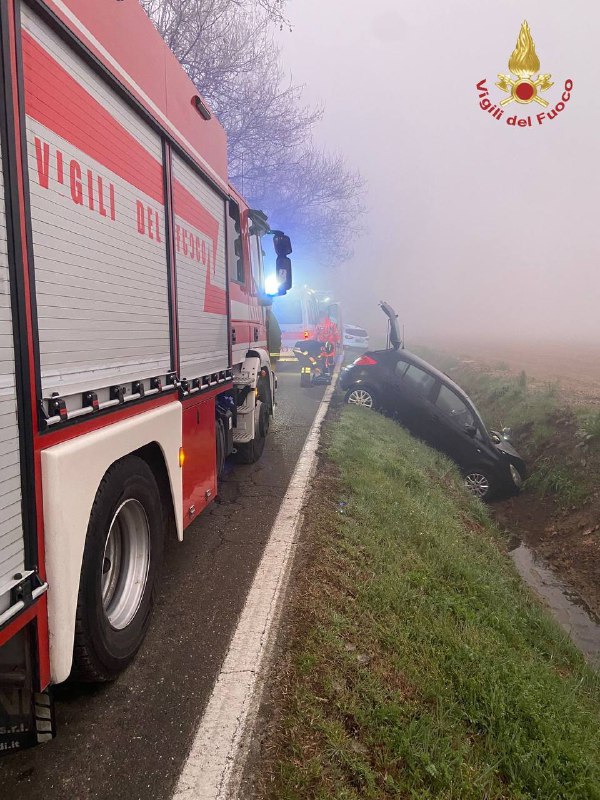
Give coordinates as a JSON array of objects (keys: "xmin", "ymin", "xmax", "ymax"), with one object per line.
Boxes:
[
  {"xmin": 508, "ymin": 21, "xmax": 540, "ymax": 77},
  {"xmin": 496, "ymin": 21, "xmax": 553, "ymax": 106}
]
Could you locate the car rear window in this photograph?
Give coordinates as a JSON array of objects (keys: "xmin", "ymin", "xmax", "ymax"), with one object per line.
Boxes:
[{"xmin": 346, "ymin": 327, "xmax": 367, "ymax": 337}]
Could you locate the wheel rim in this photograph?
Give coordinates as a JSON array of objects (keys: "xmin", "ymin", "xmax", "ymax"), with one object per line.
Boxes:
[
  {"xmin": 101, "ymin": 499, "xmax": 151, "ymax": 630},
  {"xmin": 347, "ymin": 389, "xmax": 374, "ymax": 408},
  {"xmin": 464, "ymin": 472, "xmax": 490, "ymax": 499}
]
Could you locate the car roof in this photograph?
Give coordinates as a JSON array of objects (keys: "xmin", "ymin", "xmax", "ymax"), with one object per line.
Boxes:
[{"xmin": 375, "ymin": 347, "xmax": 472, "ymax": 404}]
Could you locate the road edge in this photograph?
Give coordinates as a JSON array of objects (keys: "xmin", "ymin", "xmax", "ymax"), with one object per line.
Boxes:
[{"xmin": 173, "ymin": 364, "xmax": 341, "ymax": 800}]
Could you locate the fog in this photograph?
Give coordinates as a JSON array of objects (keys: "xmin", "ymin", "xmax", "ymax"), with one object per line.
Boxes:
[{"xmin": 277, "ymin": 1, "xmax": 599, "ymax": 347}]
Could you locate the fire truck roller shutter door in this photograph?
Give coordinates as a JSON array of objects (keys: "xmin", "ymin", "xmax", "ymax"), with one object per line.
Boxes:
[
  {"xmin": 21, "ymin": 7, "xmax": 172, "ymax": 400},
  {"xmin": 172, "ymin": 152, "xmax": 228, "ymax": 380},
  {"xmin": 0, "ymin": 95, "xmax": 26, "ymax": 617}
]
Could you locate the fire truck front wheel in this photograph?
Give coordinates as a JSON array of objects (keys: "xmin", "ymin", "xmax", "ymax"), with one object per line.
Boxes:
[{"xmin": 72, "ymin": 455, "xmax": 164, "ymax": 682}]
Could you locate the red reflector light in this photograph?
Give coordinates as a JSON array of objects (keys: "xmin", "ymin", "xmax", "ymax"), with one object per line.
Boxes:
[{"xmin": 354, "ymin": 355, "xmax": 377, "ymax": 366}]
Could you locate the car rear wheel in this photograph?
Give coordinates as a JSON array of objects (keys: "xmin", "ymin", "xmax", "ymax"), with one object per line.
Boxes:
[
  {"xmin": 345, "ymin": 386, "xmax": 376, "ymax": 409},
  {"xmin": 464, "ymin": 469, "xmax": 495, "ymax": 502}
]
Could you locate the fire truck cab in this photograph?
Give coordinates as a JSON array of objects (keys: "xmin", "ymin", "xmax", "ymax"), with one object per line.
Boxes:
[{"xmin": 0, "ymin": 0, "xmax": 291, "ymax": 751}]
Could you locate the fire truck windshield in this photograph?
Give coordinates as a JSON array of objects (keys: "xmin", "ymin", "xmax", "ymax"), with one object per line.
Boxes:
[{"xmin": 272, "ymin": 294, "xmax": 302, "ymax": 324}]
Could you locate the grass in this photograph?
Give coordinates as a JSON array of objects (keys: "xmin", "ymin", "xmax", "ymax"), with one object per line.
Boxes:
[
  {"xmin": 442, "ymin": 368, "xmax": 562, "ymax": 451},
  {"xmin": 258, "ymin": 408, "xmax": 600, "ymax": 800},
  {"xmin": 412, "ymin": 347, "xmax": 561, "ymax": 444},
  {"xmin": 449, "ymin": 370, "xmax": 593, "ymax": 506},
  {"xmin": 577, "ymin": 410, "xmax": 600, "ymax": 443},
  {"xmin": 524, "ymin": 460, "xmax": 587, "ymax": 506}
]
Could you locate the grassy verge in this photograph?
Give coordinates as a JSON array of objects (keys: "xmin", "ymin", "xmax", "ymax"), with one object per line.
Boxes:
[{"xmin": 257, "ymin": 408, "xmax": 600, "ymax": 800}]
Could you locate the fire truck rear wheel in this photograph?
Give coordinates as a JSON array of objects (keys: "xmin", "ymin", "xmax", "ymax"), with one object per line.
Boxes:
[{"xmin": 72, "ymin": 455, "xmax": 164, "ymax": 682}]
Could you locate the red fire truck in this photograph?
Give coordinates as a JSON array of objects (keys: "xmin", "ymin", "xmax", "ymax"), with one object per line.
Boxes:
[{"xmin": 0, "ymin": 0, "xmax": 292, "ymax": 751}]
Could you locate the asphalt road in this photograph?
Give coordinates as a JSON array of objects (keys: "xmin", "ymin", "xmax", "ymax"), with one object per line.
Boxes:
[{"xmin": 1, "ymin": 368, "xmax": 325, "ymax": 800}]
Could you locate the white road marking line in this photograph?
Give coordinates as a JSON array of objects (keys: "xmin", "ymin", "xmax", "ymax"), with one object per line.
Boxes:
[{"xmin": 173, "ymin": 364, "xmax": 341, "ymax": 800}]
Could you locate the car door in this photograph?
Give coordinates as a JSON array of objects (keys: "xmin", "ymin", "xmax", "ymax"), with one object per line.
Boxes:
[
  {"xmin": 428, "ymin": 382, "xmax": 481, "ymax": 468},
  {"xmin": 366, "ymin": 350, "xmax": 403, "ymax": 412},
  {"xmin": 392, "ymin": 360, "xmax": 437, "ymax": 439}
]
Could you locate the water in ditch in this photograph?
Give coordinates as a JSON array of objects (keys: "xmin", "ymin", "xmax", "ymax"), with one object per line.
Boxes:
[{"xmin": 509, "ymin": 542, "xmax": 600, "ymax": 669}]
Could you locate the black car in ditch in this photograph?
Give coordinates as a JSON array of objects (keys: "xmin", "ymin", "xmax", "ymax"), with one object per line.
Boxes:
[{"xmin": 339, "ymin": 303, "xmax": 526, "ymax": 501}]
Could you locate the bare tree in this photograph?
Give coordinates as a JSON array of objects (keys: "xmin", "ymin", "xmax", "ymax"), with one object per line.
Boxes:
[
  {"xmin": 254, "ymin": 148, "xmax": 366, "ymax": 264},
  {"xmin": 142, "ymin": 1, "xmax": 310, "ymax": 175},
  {"xmin": 212, "ymin": 27, "xmax": 323, "ymax": 191},
  {"xmin": 141, "ymin": 0, "xmax": 288, "ymax": 76},
  {"xmin": 140, "ymin": 0, "xmax": 365, "ymax": 265}
]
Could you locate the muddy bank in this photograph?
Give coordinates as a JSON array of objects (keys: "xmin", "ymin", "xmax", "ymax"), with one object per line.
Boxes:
[
  {"xmin": 493, "ymin": 491, "xmax": 600, "ymax": 622},
  {"xmin": 490, "ymin": 407, "xmax": 600, "ymax": 623},
  {"xmin": 508, "ymin": 541, "xmax": 600, "ymax": 669}
]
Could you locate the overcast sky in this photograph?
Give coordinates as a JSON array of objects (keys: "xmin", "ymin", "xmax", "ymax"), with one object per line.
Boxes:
[{"xmin": 277, "ymin": 1, "xmax": 599, "ymax": 345}]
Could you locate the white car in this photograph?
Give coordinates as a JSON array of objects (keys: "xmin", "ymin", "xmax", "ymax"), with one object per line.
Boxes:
[{"xmin": 343, "ymin": 324, "xmax": 369, "ymax": 349}]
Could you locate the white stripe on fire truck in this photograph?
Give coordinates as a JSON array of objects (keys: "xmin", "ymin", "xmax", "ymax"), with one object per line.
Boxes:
[{"xmin": 229, "ymin": 300, "xmax": 263, "ymax": 321}]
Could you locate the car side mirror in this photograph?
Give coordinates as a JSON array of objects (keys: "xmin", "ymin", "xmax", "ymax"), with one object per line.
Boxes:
[{"xmin": 465, "ymin": 423, "xmax": 477, "ymax": 437}]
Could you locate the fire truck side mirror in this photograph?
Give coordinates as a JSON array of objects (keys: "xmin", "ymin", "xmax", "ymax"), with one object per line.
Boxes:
[
  {"xmin": 273, "ymin": 232, "xmax": 292, "ymax": 257},
  {"xmin": 275, "ymin": 255, "xmax": 292, "ymax": 295}
]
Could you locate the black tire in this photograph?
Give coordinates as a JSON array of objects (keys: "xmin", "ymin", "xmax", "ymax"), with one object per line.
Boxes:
[
  {"xmin": 234, "ymin": 401, "xmax": 268, "ymax": 464},
  {"xmin": 257, "ymin": 372, "xmax": 271, "ymax": 411},
  {"xmin": 72, "ymin": 455, "xmax": 164, "ymax": 682},
  {"xmin": 344, "ymin": 385, "xmax": 377, "ymax": 410},
  {"xmin": 463, "ymin": 467, "xmax": 495, "ymax": 502}
]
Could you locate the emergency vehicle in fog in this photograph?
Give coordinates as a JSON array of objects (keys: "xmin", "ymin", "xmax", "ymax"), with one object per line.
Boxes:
[
  {"xmin": 271, "ymin": 286, "xmax": 321, "ymax": 361},
  {"xmin": 0, "ymin": 0, "xmax": 292, "ymax": 751},
  {"xmin": 271, "ymin": 288, "xmax": 342, "ymax": 363}
]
